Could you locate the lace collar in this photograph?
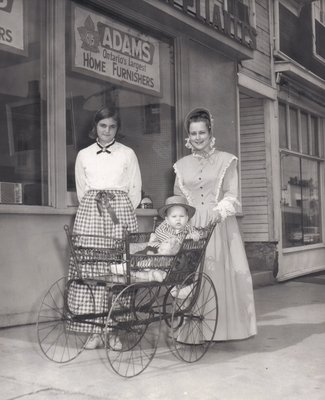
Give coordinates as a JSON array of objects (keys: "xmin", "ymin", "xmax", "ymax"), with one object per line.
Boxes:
[{"xmin": 192, "ymin": 147, "xmax": 216, "ymax": 160}]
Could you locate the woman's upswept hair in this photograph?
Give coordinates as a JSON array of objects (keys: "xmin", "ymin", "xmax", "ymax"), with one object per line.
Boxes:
[
  {"xmin": 184, "ymin": 108, "xmax": 212, "ymax": 134},
  {"xmin": 89, "ymin": 105, "xmax": 121, "ymax": 139}
]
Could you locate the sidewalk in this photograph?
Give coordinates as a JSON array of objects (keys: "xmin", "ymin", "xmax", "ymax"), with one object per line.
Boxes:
[{"xmin": 1, "ymin": 272, "xmax": 325, "ymax": 400}]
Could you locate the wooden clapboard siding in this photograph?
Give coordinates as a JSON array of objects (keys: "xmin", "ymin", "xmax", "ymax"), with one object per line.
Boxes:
[
  {"xmin": 243, "ymin": 205, "xmax": 268, "ymax": 214},
  {"xmin": 242, "ymin": 178, "xmax": 267, "ymax": 187},
  {"xmin": 242, "ymin": 214, "xmax": 268, "ymax": 222},
  {"xmin": 240, "ymin": 93, "xmax": 269, "ymax": 242},
  {"xmin": 241, "ymin": 0, "xmax": 272, "ymax": 84},
  {"xmin": 240, "ymin": 135, "xmax": 265, "ymax": 143},
  {"xmin": 244, "ymin": 51, "xmax": 271, "ymax": 80},
  {"xmin": 241, "ymin": 151, "xmax": 265, "ymax": 161},
  {"xmin": 242, "ymin": 187, "xmax": 268, "ymax": 196},
  {"xmin": 242, "ymin": 232, "xmax": 269, "ymax": 241},
  {"xmin": 242, "ymin": 163, "xmax": 266, "ymax": 171}
]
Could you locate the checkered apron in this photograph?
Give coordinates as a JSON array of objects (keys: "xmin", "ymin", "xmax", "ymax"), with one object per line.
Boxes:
[{"xmin": 68, "ymin": 190, "xmax": 138, "ymax": 333}]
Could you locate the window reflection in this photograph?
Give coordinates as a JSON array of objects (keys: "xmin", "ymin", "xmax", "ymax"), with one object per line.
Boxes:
[
  {"xmin": 301, "ymin": 112, "xmax": 308, "ymax": 154},
  {"xmin": 0, "ymin": 0, "xmax": 47, "ymax": 206},
  {"xmin": 65, "ymin": 3, "xmax": 176, "ymax": 209},
  {"xmin": 310, "ymin": 117, "xmax": 319, "ymax": 156},
  {"xmin": 281, "ymin": 155, "xmax": 321, "ymax": 247},
  {"xmin": 290, "ymin": 107, "xmax": 299, "ymax": 152},
  {"xmin": 281, "ymin": 155, "xmax": 302, "ymax": 247},
  {"xmin": 301, "ymin": 158, "xmax": 321, "ymax": 243},
  {"xmin": 279, "ymin": 103, "xmax": 287, "ymax": 149},
  {"xmin": 279, "ymin": 101, "xmax": 323, "ymax": 248}
]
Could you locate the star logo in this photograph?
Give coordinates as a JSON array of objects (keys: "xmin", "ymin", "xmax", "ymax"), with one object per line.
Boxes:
[{"xmin": 77, "ymin": 15, "xmax": 100, "ymax": 53}]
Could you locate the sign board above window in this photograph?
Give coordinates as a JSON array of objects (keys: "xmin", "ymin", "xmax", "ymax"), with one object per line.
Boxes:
[
  {"xmin": 158, "ymin": 0, "xmax": 257, "ymax": 49},
  {"xmin": 0, "ymin": 0, "xmax": 27, "ymax": 55},
  {"xmin": 72, "ymin": 3, "xmax": 161, "ymax": 97}
]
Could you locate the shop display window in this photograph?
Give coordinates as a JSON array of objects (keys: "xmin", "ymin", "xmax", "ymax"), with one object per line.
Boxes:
[
  {"xmin": 310, "ymin": 116, "xmax": 319, "ymax": 156},
  {"xmin": 312, "ymin": 0, "xmax": 325, "ymax": 63},
  {"xmin": 227, "ymin": 0, "xmax": 250, "ymax": 25},
  {"xmin": 0, "ymin": 0, "xmax": 47, "ymax": 206},
  {"xmin": 279, "ymin": 102, "xmax": 324, "ymax": 248},
  {"xmin": 301, "ymin": 112, "xmax": 309, "ymax": 154},
  {"xmin": 289, "ymin": 108, "xmax": 299, "ymax": 152},
  {"xmin": 65, "ymin": 1, "xmax": 176, "ymax": 209},
  {"xmin": 279, "ymin": 103, "xmax": 288, "ymax": 149}
]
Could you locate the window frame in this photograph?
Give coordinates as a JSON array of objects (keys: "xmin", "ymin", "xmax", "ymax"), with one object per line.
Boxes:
[
  {"xmin": 0, "ymin": 0, "xmax": 180, "ymax": 214},
  {"xmin": 65, "ymin": 0, "xmax": 178, "ymax": 209},
  {"xmin": 277, "ymin": 0, "xmax": 303, "ymax": 17},
  {"xmin": 312, "ymin": 0, "xmax": 325, "ymax": 65},
  {"xmin": 224, "ymin": 0, "xmax": 257, "ymax": 28},
  {"xmin": 0, "ymin": 0, "xmax": 67, "ymax": 214},
  {"xmin": 279, "ymin": 100, "xmax": 325, "ymax": 250}
]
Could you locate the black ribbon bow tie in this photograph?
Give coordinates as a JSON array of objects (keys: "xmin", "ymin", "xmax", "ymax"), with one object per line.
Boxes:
[
  {"xmin": 96, "ymin": 140, "xmax": 115, "ymax": 154},
  {"xmin": 94, "ymin": 191, "xmax": 119, "ymax": 224}
]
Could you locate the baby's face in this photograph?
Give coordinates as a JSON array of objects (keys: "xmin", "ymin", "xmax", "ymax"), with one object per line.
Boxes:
[{"xmin": 166, "ymin": 206, "xmax": 189, "ymax": 230}]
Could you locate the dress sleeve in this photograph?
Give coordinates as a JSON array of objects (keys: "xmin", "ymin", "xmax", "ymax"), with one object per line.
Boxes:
[
  {"xmin": 127, "ymin": 150, "xmax": 142, "ymax": 209},
  {"xmin": 173, "ymin": 162, "xmax": 188, "ymax": 197},
  {"xmin": 174, "ymin": 174, "xmax": 184, "ymax": 196},
  {"xmin": 75, "ymin": 152, "xmax": 86, "ymax": 203},
  {"xmin": 213, "ymin": 159, "xmax": 241, "ymax": 221}
]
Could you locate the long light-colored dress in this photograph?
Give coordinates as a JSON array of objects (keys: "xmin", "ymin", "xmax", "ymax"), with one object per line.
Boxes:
[{"xmin": 174, "ymin": 150, "xmax": 257, "ymax": 340}]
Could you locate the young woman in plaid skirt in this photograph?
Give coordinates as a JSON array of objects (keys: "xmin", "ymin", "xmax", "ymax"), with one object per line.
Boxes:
[{"xmin": 69, "ymin": 105, "xmax": 142, "ymax": 349}]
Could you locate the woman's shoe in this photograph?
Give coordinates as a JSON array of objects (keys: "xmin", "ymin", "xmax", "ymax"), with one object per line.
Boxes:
[{"xmin": 84, "ymin": 334, "xmax": 102, "ymax": 350}]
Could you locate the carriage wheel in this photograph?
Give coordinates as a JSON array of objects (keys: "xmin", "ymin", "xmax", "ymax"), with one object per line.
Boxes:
[
  {"xmin": 36, "ymin": 276, "xmax": 95, "ymax": 363},
  {"xmin": 170, "ymin": 272, "xmax": 218, "ymax": 363},
  {"xmin": 163, "ymin": 286, "xmax": 184, "ymax": 329},
  {"xmin": 105, "ymin": 284, "xmax": 161, "ymax": 378}
]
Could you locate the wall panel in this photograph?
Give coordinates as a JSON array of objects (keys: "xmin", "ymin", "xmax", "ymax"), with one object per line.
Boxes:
[{"xmin": 240, "ymin": 93, "xmax": 269, "ymax": 241}]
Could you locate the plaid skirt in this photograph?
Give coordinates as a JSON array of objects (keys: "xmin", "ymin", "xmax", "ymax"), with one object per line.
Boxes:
[{"xmin": 68, "ymin": 190, "xmax": 138, "ymax": 333}]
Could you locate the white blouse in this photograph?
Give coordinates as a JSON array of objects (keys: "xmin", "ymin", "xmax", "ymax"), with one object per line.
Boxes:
[{"xmin": 75, "ymin": 141, "xmax": 142, "ymax": 209}]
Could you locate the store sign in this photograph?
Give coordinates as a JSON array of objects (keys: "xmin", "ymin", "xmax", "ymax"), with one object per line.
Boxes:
[
  {"xmin": 72, "ymin": 4, "xmax": 161, "ymax": 96},
  {"xmin": 159, "ymin": 0, "xmax": 257, "ymax": 49},
  {"xmin": 0, "ymin": 0, "xmax": 25, "ymax": 55}
]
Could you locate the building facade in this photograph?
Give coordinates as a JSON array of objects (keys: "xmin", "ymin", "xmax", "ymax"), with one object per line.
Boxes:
[
  {"xmin": 237, "ymin": 0, "xmax": 325, "ymax": 282},
  {"xmin": 0, "ymin": 0, "xmax": 324, "ymax": 327}
]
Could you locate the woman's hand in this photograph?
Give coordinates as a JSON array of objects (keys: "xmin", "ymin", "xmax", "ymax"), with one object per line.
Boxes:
[
  {"xmin": 188, "ymin": 231, "xmax": 201, "ymax": 242},
  {"xmin": 211, "ymin": 209, "xmax": 222, "ymax": 223}
]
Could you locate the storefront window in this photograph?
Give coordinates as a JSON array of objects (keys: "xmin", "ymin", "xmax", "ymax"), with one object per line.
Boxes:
[
  {"xmin": 279, "ymin": 103, "xmax": 287, "ymax": 149},
  {"xmin": 290, "ymin": 107, "xmax": 299, "ymax": 152},
  {"xmin": 280, "ymin": 102, "xmax": 323, "ymax": 248},
  {"xmin": 301, "ymin": 112, "xmax": 308, "ymax": 154},
  {"xmin": 0, "ymin": 0, "xmax": 47, "ymax": 206},
  {"xmin": 65, "ymin": 1, "xmax": 175, "ymax": 209},
  {"xmin": 310, "ymin": 116, "xmax": 319, "ymax": 156},
  {"xmin": 227, "ymin": 0, "xmax": 250, "ymax": 25}
]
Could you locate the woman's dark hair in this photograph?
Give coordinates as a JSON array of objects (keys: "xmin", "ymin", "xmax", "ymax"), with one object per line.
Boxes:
[
  {"xmin": 185, "ymin": 108, "xmax": 212, "ymax": 134},
  {"xmin": 89, "ymin": 105, "xmax": 121, "ymax": 139}
]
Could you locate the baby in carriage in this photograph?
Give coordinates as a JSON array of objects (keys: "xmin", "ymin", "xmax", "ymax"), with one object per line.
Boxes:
[
  {"xmin": 110, "ymin": 196, "xmax": 200, "ymax": 281},
  {"xmin": 147, "ymin": 195, "xmax": 200, "ymax": 252},
  {"xmin": 132, "ymin": 195, "xmax": 201, "ymax": 282}
]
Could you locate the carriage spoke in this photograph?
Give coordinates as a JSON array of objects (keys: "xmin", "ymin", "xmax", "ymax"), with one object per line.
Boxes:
[
  {"xmin": 170, "ymin": 272, "xmax": 218, "ymax": 363},
  {"xmin": 36, "ymin": 277, "xmax": 95, "ymax": 363},
  {"xmin": 105, "ymin": 284, "xmax": 161, "ymax": 377}
]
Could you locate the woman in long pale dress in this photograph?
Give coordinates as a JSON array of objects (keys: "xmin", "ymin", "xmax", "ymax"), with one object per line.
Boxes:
[{"xmin": 173, "ymin": 108, "xmax": 256, "ymax": 340}]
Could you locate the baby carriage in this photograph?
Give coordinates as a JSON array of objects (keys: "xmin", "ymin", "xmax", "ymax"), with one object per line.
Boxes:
[{"xmin": 36, "ymin": 221, "xmax": 218, "ymax": 378}]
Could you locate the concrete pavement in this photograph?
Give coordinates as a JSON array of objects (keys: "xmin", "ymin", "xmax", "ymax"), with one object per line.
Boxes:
[{"xmin": 1, "ymin": 272, "xmax": 325, "ymax": 400}]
